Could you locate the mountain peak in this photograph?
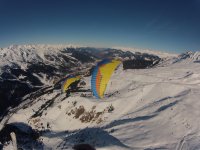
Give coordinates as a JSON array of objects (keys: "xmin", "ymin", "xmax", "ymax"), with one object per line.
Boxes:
[{"xmin": 177, "ymin": 51, "xmax": 200, "ymax": 62}]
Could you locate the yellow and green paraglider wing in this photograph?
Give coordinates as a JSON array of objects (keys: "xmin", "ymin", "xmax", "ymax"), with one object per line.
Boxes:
[
  {"xmin": 61, "ymin": 75, "xmax": 81, "ymax": 93},
  {"xmin": 91, "ymin": 59, "xmax": 121, "ymax": 99}
]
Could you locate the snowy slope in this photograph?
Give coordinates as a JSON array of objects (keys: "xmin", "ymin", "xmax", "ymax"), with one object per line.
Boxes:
[
  {"xmin": 1, "ymin": 50, "xmax": 200, "ymax": 150},
  {"xmin": 1, "ymin": 45, "xmax": 200, "ymax": 149},
  {"xmin": 0, "ymin": 44, "xmax": 161, "ymax": 110}
]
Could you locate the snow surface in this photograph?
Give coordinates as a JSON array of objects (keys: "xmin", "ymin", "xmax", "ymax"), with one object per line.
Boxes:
[
  {"xmin": 1, "ymin": 45, "xmax": 200, "ymax": 149},
  {"xmin": 1, "ymin": 51, "xmax": 200, "ymax": 150}
]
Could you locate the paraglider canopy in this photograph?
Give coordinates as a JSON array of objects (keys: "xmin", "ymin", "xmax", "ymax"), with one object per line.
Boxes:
[
  {"xmin": 61, "ymin": 75, "xmax": 81, "ymax": 93},
  {"xmin": 91, "ymin": 59, "xmax": 121, "ymax": 99}
]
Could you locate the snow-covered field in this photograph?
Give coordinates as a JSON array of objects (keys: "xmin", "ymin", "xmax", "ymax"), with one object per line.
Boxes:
[{"xmin": 1, "ymin": 49, "xmax": 200, "ymax": 150}]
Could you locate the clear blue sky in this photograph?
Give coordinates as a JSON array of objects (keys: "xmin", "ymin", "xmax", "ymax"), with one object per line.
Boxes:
[{"xmin": 0, "ymin": 0, "xmax": 200, "ymax": 53}]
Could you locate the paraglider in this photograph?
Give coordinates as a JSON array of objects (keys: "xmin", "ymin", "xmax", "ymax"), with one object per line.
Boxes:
[
  {"xmin": 91, "ymin": 59, "xmax": 121, "ymax": 99},
  {"xmin": 61, "ymin": 75, "xmax": 81, "ymax": 93}
]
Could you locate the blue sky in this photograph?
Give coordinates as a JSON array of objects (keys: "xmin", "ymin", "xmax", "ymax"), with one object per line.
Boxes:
[{"xmin": 0, "ymin": 0, "xmax": 200, "ymax": 53}]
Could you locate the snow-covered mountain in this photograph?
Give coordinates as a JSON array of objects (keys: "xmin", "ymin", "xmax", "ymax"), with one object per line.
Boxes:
[
  {"xmin": 113, "ymin": 46, "xmax": 178, "ymax": 58},
  {"xmin": 0, "ymin": 44, "xmax": 161, "ymax": 118},
  {"xmin": 0, "ymin": 45, "xmax": 200, "ymax": 150}
]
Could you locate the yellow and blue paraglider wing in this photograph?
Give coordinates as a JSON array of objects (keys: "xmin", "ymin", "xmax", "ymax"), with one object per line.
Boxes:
[
  {"xmin": 91, "ymin": 59, "xmax": 121, "ymax": 99},
  {"xmin": 61, "ymin": 75, "xmax": 81, "ymax": 93}
]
